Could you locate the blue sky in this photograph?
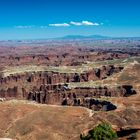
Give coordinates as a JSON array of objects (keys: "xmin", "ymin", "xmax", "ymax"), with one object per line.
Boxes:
[{"xmin": 0, "ymin": 0, "xmax": 140, "ymax": 39}]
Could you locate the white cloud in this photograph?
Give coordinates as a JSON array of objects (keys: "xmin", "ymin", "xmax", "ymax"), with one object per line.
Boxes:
[
  {"xmin": 14, "ymin": 21, "xmax": 100, "ymax": 29},
  {"xmin": 70, "ymin": 21, "xmax": 83, "ymax": 26},
  {"xmin": 14, "ymin": 25, "xmax": 34, "ymax": 29},
  {"xmin": 82, "ymin": 21, "xmax": 99, "ymax": 26},
  {"xmin": 49, "ymin": 23, "xmax": 70, "ymax": 27},
  {"xmin": 70, "ymin": 21, "xmax": 100, "ymax": 26}
]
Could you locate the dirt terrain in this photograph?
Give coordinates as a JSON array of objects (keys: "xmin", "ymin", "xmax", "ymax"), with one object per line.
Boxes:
[{"xmin": 0, "ymin": 40, "xmax": 140, "ymax": 140}]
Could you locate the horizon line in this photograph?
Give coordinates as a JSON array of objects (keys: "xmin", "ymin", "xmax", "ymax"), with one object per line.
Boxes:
[{"xmin": 0, "ymin": 35, "xmax": 140, "ymax": 41}]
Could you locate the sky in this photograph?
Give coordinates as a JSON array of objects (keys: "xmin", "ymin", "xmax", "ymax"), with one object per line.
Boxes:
[{"xmin": 0, "ymin": 0, "xmax": 140, "ymax": 40}]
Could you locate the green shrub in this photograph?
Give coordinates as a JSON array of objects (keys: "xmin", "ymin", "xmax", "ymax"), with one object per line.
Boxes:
[{"xmin": 80, "ymin": 122, "xmax": 118, "ymax": 140}]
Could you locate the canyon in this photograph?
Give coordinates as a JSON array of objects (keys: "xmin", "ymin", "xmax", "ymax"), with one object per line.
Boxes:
[
  {"xmin": 0, "ymin": 40, "xmax": 140, "ymax": 140},
  {"xmin": 0, "ymin": 62, "xmax": 132, "ymax": 111}
]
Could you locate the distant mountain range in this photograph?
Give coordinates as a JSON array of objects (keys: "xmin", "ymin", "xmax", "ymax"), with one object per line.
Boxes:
[
  {"xmin": 58, "ymin": 35, "xmax": 110, "ymax": 40},
  {"xmin": 1, "ymin": 35, "xmax": 140, "ymax": 42},
  {"xmin": 53, "ymin": 35, "xmax": 140, "ymax": 40}
]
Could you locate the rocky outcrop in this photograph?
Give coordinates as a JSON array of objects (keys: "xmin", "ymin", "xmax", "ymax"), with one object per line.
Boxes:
[
  {"xmin": 25, "ymin": 84, "xmax": 136, "ymax": 111},
  {"xmin": 26, "ymin": 88, "xmax": 117, "ymax": 111}
]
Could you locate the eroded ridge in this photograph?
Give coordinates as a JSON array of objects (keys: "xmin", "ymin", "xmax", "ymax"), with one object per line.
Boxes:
[{"xmin": 0, "ymin": 63, "xmax": 136, "ymax": 112}]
